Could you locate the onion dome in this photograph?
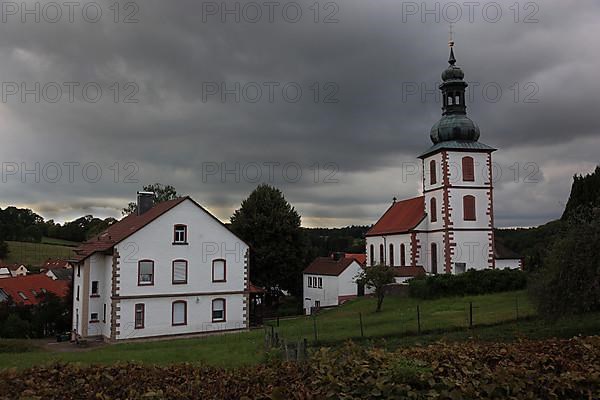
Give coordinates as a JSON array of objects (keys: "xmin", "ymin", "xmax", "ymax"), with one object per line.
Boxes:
[{"xmin": 429, "ymin": 46, "xmax": 480, "ymax": 144}]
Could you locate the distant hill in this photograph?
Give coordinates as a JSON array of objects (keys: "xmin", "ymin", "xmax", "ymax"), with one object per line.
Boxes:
[{"xmin": 3, "ymin": 240, "xmax": 75, "ymax": 267}]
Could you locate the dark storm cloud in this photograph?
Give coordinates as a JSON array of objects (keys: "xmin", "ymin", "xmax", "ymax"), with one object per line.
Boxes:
[{"xmin": 0, "ymin": 0, "xmax": 598, "ymax": 227}]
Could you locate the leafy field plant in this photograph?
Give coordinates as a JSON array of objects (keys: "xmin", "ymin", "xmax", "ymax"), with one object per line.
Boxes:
[{"xmin": 1, "ymin": 336, "xmax": 598, "ymax": 399}]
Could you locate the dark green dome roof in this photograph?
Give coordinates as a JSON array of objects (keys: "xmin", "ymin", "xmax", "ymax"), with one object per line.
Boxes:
[
  {"xmin": 430, "ymin": 114, "xmax": 480, "ymax": 144},
  {"xmin": 442, "ymin": 65, "xmax": 464, "ymax": 81}
]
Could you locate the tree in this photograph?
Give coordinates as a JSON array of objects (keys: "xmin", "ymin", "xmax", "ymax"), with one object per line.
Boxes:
[
  {"xmin": 355, "ymin": 264, "xmax": 395, "ymax": 312},
  {"xmin": 230, "ymin": 184, "xmax": 307, "ymax": 297},
  {"xmin": 529, "ymin": 219, "xmax": 600, "ymax": 318},
  {"xmin": 0, "ymin": 239, "xmax": 7, "ymax": 260},
  {"xmin": 122, "ymin": 183, "xmax": 180, "ymax": 215}
]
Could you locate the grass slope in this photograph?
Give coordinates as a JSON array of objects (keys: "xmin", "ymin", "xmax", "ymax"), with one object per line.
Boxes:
[
  {"xmin": 1, "ymin": 290, "xmax": 598, "ymax": 370},
  {"xmin": 4, "ymin": 241, "xmax": 75, "ymax": 266}
]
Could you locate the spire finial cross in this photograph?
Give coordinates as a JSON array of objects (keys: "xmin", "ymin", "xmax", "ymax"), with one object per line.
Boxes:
[{"xmin": 448, "ymin": 23, "xmax": 455, "ymax": 47}]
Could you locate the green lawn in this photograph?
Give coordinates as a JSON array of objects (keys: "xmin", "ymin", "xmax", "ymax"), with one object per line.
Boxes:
[
  {"xmin": 5, "ymin": 241, "xmax": 76, "ymax": 266},
  {"xmin": 1, "ymin": 290, "xmax": 598, "ymax": 370},
  {"xmin": 274, "ymin": 290, "xmax": 535, "ymax": 343},
  {"xmin": 40, "ymin": 236, "xmax": 80, "ymax": 247}
]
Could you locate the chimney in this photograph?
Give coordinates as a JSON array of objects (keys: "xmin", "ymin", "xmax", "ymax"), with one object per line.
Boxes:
[{"xmin": 137, "ymin": 191, "xmax": 154, "ymax": 215}]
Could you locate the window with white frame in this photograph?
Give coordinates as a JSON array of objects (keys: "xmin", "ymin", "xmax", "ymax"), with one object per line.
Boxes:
[
  {"xmin": 173, "ymin": 224, "xmax": 187, "ymax": 244},
  {"xmin": 138, "ymin": 260, "xmax": 154, "ymax": 285},
  {"xmin": 90, "ymin": 312, "xmax": 99, "ymax": 322},
  {"xmin": 135, "ymin": 303, "xmax": 145, "ymax": 328},
  {"xmin": 212, "ymin": 259, "xmax": 226, "ymax": 282},
  {"xmin": 212, "ymin": 298, "xmax": 226, "ymax": 322},
  {"xmin": 308, "ymin": 276, "xmax": 312, "ymax": 287},
  {"xmin": 172, "ymin": 260, "xmax": 188, "ymax": 284},
  {"xmin": 318, "ymin": 277, "xmax": 322, "ymax": 288},
  {"xmin": 172, "ymin": 301, "xmax": 187, "ymax": 326}
]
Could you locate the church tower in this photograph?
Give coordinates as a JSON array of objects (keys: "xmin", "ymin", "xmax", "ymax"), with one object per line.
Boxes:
[{"xmin": 418, "ymin": 43, "xmax": 496, "ymax": 274}]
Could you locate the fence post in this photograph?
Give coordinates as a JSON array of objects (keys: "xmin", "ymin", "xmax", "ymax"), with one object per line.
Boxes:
[
  {"xmin": 417, "ymin": 305, "xmax": 421, "ymax": 335},
  {"xmin": 469, "ymin": 301, "xmax": 473, "ymax": 329},
  {"xmin": 313, "ymin": 315, "xmax": 318, "ymax": 343},
  {"xmin": 359, "ymin": 312, "xmax": 364, "ymax": 337}
]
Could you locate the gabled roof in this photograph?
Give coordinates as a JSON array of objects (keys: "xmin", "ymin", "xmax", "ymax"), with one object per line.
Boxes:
[
  {"xmin": 73, "ymin": 196, "xmax": 248, "ymax": 262},
  {"xmin": 0, "ymin": 275, "xmax": 69, "ymax": 305},
  {"xmin": 345, "ymin": 253, "xmax": 366, "ymax": 266},
  {"xmin": 73, "ymin": 197, "xmax": 188, "ymax": 262},
  {"xmin": 49, "ymin": 268, "xmax": 73, "ymax": 281},
  {"xmin": 366, "ymin": 196, "xmax": 425, "ymax": 237},
  {"xmin": 0, "ymin": 263, "xmax": 26, "ymax": 271},
  {"xmin": 303, "ymin": 256, "xmax": 360, "ymax": 277}
]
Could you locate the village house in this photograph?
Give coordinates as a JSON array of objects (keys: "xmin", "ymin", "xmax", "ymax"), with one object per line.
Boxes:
[
  {"xmin": 366, "ymin": 45, "xmax": 522, "ymax": 275},
  {"xmin": 71, "ymin": 192, "xmax": 250, "ymax": 341},
  {"xmin": 0, "ymin": 274, "xmax": 69, "ymax": 305},
  {"xmin": 303, "ymin": 252, "xmax": 372, "ymax": 314},
  {"xmin": 0, "ymin": 263, "xmax": 29, "ymax": 278}
]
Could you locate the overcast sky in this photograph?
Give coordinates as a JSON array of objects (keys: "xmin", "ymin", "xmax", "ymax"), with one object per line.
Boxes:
[{"xmin": 0, "ymin": 0, "xmax": 598, "ymax": 228}]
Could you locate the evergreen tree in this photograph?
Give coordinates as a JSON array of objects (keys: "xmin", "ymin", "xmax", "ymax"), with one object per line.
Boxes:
[
  {"xmin": 530, "ymin": 219, "xmax": 600, "ymax": 318},
  {"xmin": 230, "ymin": 184, "xmax": 307, "ymax": 297}
]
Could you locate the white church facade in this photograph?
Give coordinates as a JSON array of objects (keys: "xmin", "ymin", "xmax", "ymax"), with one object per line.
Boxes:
[{"xmin": 366, "ymin": 46, "xmax": 522, "ymax": 275}]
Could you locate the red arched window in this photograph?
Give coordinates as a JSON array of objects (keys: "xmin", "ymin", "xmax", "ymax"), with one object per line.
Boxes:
[
  {"xmin": 389, "ymin": 244, "xmax": 394, "ymax": 267},
  {"xmin": 369, "ymin": 244, "xmax": 374, "ymax": 266},
  {"xmin": 400, "ymin": 243, "xmax": 406, "ymax": 266},
  {"xmin": 430, "ymin": 160, "xmax": 437, "ymax": 185},
  {"xmin": 430, "ymin": 197, "xmax": 437, "ymax": 222},
  {"xmin": 463, "ymin": 195, "xmax": 476, "ymax": 221},
  {"xmin": 431, "ymin": 243, "xmax": 438, "ymax": 274},
  {"xmin": 379, "ymin": 244, "xmax": 384, "ymax": 265},
  {"xmin": 462, "ymin": 156, "xmax": 475, "ymax": 182}
]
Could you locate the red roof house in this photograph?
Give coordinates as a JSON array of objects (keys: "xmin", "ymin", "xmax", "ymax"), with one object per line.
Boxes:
[{"xmin": 0, "ymin": 275, "xmax": 70, "ymax": 306}]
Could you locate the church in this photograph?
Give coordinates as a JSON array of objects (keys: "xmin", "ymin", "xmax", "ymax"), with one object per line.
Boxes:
[{"xmin": 365, "ymin": 44, "xmax": 522, "ymax": 276}]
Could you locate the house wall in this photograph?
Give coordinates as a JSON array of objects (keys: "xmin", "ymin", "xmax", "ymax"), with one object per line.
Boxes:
[
  {"xmin": 109, "ymin": 199, "xmax": 248, "ymax": 340},
  {"xmin": 118, "ymin": 294, "xmax": 245, "ymax": 339},
  {"xmin": 303, "ymin": 274, "xmax": 338, "ymax": 312},
  {"xmin": 337, "ymin": 261, "xmax": 364, "ymax": 297}
]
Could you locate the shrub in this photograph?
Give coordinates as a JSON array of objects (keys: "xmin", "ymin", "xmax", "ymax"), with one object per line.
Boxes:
[{"xmin": 408, "ymin": 268, "xmax": 527, "ymax": 299}]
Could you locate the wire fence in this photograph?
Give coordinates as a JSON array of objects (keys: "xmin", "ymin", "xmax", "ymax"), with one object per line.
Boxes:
[{"xmin": 264, "ymin": 295, "xmax": 534, "ymax": 348}]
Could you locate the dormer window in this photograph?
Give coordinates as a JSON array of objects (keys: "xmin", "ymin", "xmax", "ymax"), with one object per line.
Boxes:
[{"xmin": 173, "ymin": 224, "xmax": 187, "ymax": 244}]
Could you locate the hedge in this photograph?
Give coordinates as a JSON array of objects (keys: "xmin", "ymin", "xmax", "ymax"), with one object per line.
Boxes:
[
  {"xmin": 1, "ymin": 336, "xmax": 598, "ymax": 399},
  {"xmin": 408, "ymin": 268, "xmax": 527, "ymax": 299}
]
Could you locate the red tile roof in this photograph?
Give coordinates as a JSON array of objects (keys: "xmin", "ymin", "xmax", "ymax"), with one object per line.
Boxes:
[
  {"xmin": 73, "ymin": 197, "xmax": 188, "ymax": 262},
  {"xmin": 366, "ymin": 196, "xmax": 425, "ymax": 237},
  {"xmin": 303, "ymin": 256, "xmax": 361, "ymax": 276},
  {"xmin": 344, "ymin": 253, "xmax": 367, "ymax": 265},
  {"xmin": 42, "ymin": 259, "xmax": 70, "ymax": 270},
  {"xmin": 0, "ymin": 275, "xmax": 69, "ymax": 306}
]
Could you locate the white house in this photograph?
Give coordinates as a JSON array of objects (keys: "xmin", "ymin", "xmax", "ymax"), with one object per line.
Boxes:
[
  {"xmin": 71, "ymin": 193, "xmax": 250, "ymax": 341},
  {"xmin": 366, "ymin": 45, "xmax": 522, "ymax": 275},
  {"xmin": 0, "ymin": 263, "xmax": 29, "ymax": 277},
  {"xmin": 303, "ymin": 253, "xmax": 371, "ymax": 314}
]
